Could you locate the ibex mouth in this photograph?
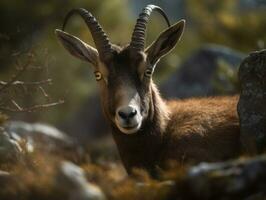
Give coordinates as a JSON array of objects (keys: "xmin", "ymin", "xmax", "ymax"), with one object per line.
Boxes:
[
  {"xmin": 123, "ymin": 125, "xmax": 138, "ymax": 129},
  {"xmin": 115, "ymin": 101, "xmax": 143, "ymax": 134},
  {"xmin": 117, "ymin": 123, "xmax": 142, "ymax": 134}
]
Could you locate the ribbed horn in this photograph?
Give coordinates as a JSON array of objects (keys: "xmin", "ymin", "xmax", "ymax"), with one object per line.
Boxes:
[
  {"xmin": 62, "ymin": 8, "xmax": 113, "ymax": 60},
  {"xmin": 130, "ymin": 5, "xmax": 171, "ymax": 51}
]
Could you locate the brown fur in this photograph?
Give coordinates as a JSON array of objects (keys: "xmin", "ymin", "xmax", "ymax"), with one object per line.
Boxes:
[
  {"xmin": 111, "ymin": 82, "xmax": 240, "ymax": 176},
  {"xmin": 164, "ymin": 95, "xmax": 240, "ymax": 165}
]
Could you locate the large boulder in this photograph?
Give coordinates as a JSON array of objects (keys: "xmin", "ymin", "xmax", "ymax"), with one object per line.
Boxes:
[
  {"xmin": 160, "ymin": 44, "xmax": 245, "ymax": 99},
  {"xmin": 0, "ymin": 170, "xmax": 10, "ymax": 185},
  {"xmin": 56, "ymin": 161, "xmax": 106, "ymax": 200},
  {"xmin": 4, "ymin": 121, "xmax": 75, "ymax": 153},
  {"xmin": 172, "ymin": 154, "xmax": 266, "ymax": 199},
  {"xmin": 0, "ymin": 128, "xmax": 22, "ymax": 163},
  {"xmin": 239, "ymin": 0, "xmax": 266, "ymax": 9},
  {"xmin": 237, "ymin": 49, "xmax": 266, "ymax": 153}
]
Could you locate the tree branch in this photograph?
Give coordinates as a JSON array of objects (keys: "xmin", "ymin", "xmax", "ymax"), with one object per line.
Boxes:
[
  {"xmin": 0, "ymin": 79, "xmax": 52, "ymax": 86},
  {"xmin": 0, "ymin": 55, "xmax": 32, "ymax": 94},
  {"xmin": 0, "ymin": 100, "xmax": 64, "ymax": 113}
]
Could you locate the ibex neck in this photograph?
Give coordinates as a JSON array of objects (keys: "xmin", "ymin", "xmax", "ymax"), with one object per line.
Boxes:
[
  {"xmin": 149, "ymin": 81, "xmax": 170, "ymax": 134},
  {"xmin": 111, "ymin": 81, "xmax": 170, "ymax": 175}
]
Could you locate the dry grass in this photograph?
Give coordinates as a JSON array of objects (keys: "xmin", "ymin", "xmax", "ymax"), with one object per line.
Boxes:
[{"xmin": 0, "ymin": 137, "xmax": 188, "ymax": 200}]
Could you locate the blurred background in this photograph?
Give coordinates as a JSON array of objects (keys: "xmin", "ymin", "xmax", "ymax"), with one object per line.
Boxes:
[{"xmin": 0, "ymin": 0, "xmax": 266, "ymax": 143}]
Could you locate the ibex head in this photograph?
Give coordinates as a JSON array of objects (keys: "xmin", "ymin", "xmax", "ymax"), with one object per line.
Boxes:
[{"xmin": 55, "ymin": 5, "xmax": 185, "ymax": 134}]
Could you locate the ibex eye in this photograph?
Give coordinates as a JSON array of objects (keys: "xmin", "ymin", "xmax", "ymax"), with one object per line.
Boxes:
[
  {"xmin": 94, "ymin": 71, "xmax": 102, "ymax": 81},
  {"xmin": 144, "ymin": 68, "xmax": 153, "ymax": 78}
]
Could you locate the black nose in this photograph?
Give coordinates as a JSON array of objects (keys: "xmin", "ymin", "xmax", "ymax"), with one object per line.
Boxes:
[{"xmin": 118, "ymin": 107, "xmax": 137, "ymax": 120}]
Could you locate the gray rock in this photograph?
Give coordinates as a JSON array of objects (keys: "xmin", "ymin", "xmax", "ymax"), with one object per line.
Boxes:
[
  {"xmin": 4, "ymin": 121, "xmax": 74, "ymax": 152},
  {"xmin": 237, "ymin": 49, "xmax": 266, "ymax": 153},
  {"xmin": 179, "ymin": 154, "xmax": 266, "ymax": 199},
  {"xmin": 160, "ymin": 44, "xmax": 245, "ymax": 99},
  {"xmin": 57, "ymin": 161, "xmax": 106, "ymax": 200},
  {"xmin": 0, "ymin": 170, "xmax": 11, "ymax": 183},
  {"xmin": 239, "ymin": 0, "xmax": 266, "ymax": 10},
  {"xmin": 0, "ymin": 128, "xmax": 22, "ymax": 163},
  {"xmin": 0, "ymin": 170, "xmax": 9, "ymax": 176},
  {"xmin": 5, "ymin": 121, "xmax": 72, "ymax": 143}
]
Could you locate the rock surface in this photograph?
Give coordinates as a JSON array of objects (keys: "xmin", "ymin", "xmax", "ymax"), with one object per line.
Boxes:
[
  {"xmin": 160, "ymin": 44, "xmax": 245, "ymax": 99},
  {"xmin": 4, "ymin": 121, "xmax": 74, "ymax": 153},
  {"xmin": 57, "ymin": 161, "xmax": 106, "ymax": 200},
  {"xmin": 0, "ymin": 128, "xmax": 22, "ymax": 163},
  {"xmin": 0, "ymin": 170, "xmax": 10, "ymax": 183},
  {"xmin": 173, "ymin": 155, "xmax": 266, "ymax": 199},
  {"xmin": 237, "ymin": 49, "xmax": 266, "ymax": 153}
]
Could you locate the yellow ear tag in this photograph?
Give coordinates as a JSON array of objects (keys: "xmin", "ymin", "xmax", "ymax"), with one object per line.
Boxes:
[{"xmin": 94, "ymin": 71, "xmax": 102, "ymax": 81}]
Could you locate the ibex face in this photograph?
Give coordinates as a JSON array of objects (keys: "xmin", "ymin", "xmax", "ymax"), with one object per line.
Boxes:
[
  {"xmin": 55, "ymin": 5, "xmax": 185, "ymax": 134},
  {"xmin": 99, "ymin": 49, "xmax": 150, "ymax": 134}
]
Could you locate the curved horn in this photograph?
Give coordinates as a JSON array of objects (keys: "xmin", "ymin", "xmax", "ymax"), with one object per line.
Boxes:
[
  {"xmin": 62, "ymin": 8, "xmax": 113, "ymax": 60},
  {"xmin": 130, "ymin": 5, "xmax": 171, "ymax": 51}
]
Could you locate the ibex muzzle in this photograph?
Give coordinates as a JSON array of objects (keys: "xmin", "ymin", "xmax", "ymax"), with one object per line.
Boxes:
[{"xmin": 111, "ymin": 80, "xmax": 140, "ymax": 134}]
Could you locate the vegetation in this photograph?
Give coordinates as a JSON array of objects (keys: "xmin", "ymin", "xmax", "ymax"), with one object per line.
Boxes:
[
  {"xmin": 0, "ymin": 142, "xmax": 177, "ymax": 200},
  {"xmin": 186, "ymin": 0, "xmax": 266, "ymax": 52}
]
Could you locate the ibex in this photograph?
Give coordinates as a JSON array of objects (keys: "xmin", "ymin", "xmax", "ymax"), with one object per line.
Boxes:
[{"xmin": 55, "ymin": 5, "xmax": 241, "ymax": 177}]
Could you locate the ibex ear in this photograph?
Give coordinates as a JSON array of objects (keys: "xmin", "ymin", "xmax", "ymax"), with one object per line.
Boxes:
[
  {"xmin": 55, "ymin": 29, "xmax": 99, "ymax": 66},
  {"xmin": 145, "ymin": 20, "xmax": 185, "ymax": 65}
]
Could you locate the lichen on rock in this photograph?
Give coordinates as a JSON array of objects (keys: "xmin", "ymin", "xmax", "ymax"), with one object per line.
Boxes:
[{"xmin": 237, "ymin": 49, "xmax": 266, "ymax": 153}]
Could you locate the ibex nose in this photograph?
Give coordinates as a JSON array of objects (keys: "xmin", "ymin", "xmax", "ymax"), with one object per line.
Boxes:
[{"xmin": 117, "ymin": 106, "xmax": 137, "ymax": 120}]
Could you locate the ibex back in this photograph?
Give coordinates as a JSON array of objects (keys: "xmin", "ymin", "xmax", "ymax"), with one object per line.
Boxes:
[{"xmin": 55, "ymin": 5, "xmax": 241, "ymax": 177}]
